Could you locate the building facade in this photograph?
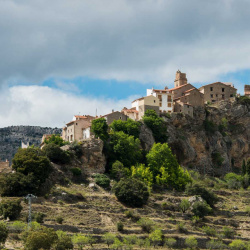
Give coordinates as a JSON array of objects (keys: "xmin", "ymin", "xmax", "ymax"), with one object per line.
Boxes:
[
  {"xmin": 174, "ymin": 70, "xmax": 188, "ymax": 87},
  {"xmin": 199, "ymin": 82, "xmax": 237, "ymax": 104},
  {"xmin": 146, "ymin": 88, "xmax": 174, "ymax": 113},
  {"xmin": 244, "ymin": 85, "xmax": 250, "ymax": 97},
  {"xmin": 121, "ymin": 107, "xmax": 139, "ymax": 121},
  {"xmin": 132, "ymin": 95, "xmax": 159, "ymax": 120},
  {"xmin": 101, "ymin": 111, "xmax": 128, "ymax": 125}
]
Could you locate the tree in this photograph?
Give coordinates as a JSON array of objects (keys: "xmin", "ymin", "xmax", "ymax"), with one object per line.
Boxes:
[
  {"xmin": 131, "ymin": 164, "xmax": 153, "ymax": 188},
  {"xmin": 179, "ymin": 199, "xmax": 191, "ymax": 213},
  {"xmin": 113, "ymin": 178, "xmax": 149, "ymax": 207},
  {"xmin": 191, "ymin": 201, "xmax": 212, "ymax": 218},
  {"xmin": 149, "ymin": 229, "xmax": 163, "ymax": 247},
  {"xmin": 44, "ymin": 134, "xmax": 66, "ymax": 147},
  {"xmin": 110, "ymin": 161, "xmax": 129, "ymax": 181},
  {"xmin": 143, "ymin": 110, "xmax": 168, "ymax": 143},
  {"xmin": 102, "ymin": 232, "xmax": 116, "ymax": 247},
  {"xmin": 109, "ymin": 131, "xmax": 142, "ymax": 167},
  {"xmin": 0, "ymin": 222, "xmax": 8, "ymax": 247},
  {"xmin": 146, "ymin": 143, "xmax": 192, "ymax": 190},
  {"xmin": 185, "ymin": 236, "xmax": 198, "ymax": 249},
  {"xmin": 12, "ymin": 147, "xmax": 52, "ymax": 183},
  {"xmin": 94, "ymin": 174, "xmax": 110, "ymax": 188},
  {"xmin": 55, "ymin": 231, "xmax": 73, "ymax": 250},
  {"xmin": 110, "ymin": 119, "xmax": 141, "ymax": 138},
  {"xmin": 0, "ymin": 199, "xmax": 22, "ymax": 220},
  {"xmin": 91, "ymin": 118, "xmax": 109, "ymax": 141}
]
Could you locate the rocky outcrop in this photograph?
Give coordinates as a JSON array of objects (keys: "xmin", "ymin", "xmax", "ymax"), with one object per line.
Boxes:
[
  {"xmin": 80, "ymin": 138, "xmax": 106, "ymax": 175},
  {"xmin": 164, "ymin": 99, "xmax": 250, "ymax": 176},
  {"xmin": 139, "ymin": 123, "xmax": 155, "ymax": 151}
]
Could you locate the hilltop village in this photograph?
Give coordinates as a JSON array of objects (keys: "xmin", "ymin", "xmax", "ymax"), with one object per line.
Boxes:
[{"xmin": 61, "ymin": 70, "xmax": 241, "ymax": 143}]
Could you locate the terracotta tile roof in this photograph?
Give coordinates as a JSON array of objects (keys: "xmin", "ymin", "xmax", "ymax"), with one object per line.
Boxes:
[
  {"xmin": 153, "ymin": 89, "xmax": 170, "ymax": 93},
  {"xmin": 183, "ymin": 88, "xmax": 196, "ymax": 93},
  {"xmin": 199, "ymin": 82, "xmax": 237, "ymax": 90},
  {"xmin": 132, "ymin": 96, "xmax": 145, "ymax": 103},
  {"xmin": 102, "ymin": 111, "xmax": 121, "ymax": 117},
  {"xmin": 168, "ymin": 84, "xmax": 190, "ymax": 92}
]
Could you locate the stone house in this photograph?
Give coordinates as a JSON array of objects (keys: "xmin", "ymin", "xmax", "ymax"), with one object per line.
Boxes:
[
  {"xmin": 62, "ymin": 115, "xmax": 95, "ymax": 142},
  {"xmin": 244, "ymin": 85, "xmax": 250, "ymax": 97},
  {"xmin": 101, "ymin": 111, "xmax": 128, "ymax": 125},
  {"xmin": 0, "ymin": 159, "xmax": 11, "ymax": 174},
  {"xmin": 199, "ymin": 82, "xmax": 237, "ymax": 104},
  {"xmin": 146, "ymin": 87, "xmax": 174, "ymax": 113},
  {"xmin": 132, "ymin": 95, "xmax": 160, "ymax": 120},
  {"xmin": 121, "ymin": 107, "xmax": 139, "ymax": 121}
]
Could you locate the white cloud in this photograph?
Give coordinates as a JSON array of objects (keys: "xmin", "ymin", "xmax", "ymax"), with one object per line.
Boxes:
[
  {"xmin": 0, "ymin": 85, "xmax": 137, "ymax": 128},
  {"xmin": 0, "ymin": 0, "xmax": 250, "ymax": 86}
]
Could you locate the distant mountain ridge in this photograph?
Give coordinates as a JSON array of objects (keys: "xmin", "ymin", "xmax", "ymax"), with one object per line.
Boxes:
[{"xmin": 0, "ymin": 126, "xmax": 62, "ymax": 163}]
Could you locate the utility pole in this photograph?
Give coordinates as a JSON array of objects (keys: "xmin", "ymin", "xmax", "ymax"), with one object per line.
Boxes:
[{"xmin": 25, "ymin": 194, "xmax": 37, "ymax": 229}]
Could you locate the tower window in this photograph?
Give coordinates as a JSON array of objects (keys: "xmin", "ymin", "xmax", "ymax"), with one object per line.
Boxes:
[{"xmin": 210, "ymin": 87, "xmax": 213, "ymax": 91}]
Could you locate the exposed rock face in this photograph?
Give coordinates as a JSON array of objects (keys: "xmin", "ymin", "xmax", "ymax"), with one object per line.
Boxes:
[
  {"xmin": 0, "ymin": 126, "xmax": 61, "ymax": 163},
  {"xmin": 80, "ymin": 138, "xmax": 106, "ymax": 175},
  {"xmin": 165, "ymin": 99, "xmax": 250, "ymax": 176},
  {"xmin": 139, "ymin": 123, "xmax": 155, "ymax": 151}
]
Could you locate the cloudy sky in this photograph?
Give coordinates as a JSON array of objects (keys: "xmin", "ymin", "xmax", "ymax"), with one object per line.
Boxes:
[{"xmin": 0, "ymin": 0, "xmax": 250, "ymax": 127}]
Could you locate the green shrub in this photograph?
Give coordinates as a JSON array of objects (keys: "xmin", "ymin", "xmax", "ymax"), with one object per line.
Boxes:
[
  {"xmin": 185, "ymin": 236, "xmax": 198, "ymax": 249},
  {"xmin": 0, "ymin": 222, "xmax": 8, "ymax": 247},
  {"xmin": 191, "ymin": 215, "xmax": 201, "ymax": 225},
  {"xmin": 206, "ymin": 239, "xmax": 227, "ymax": 249},
  {"xmin": 42, "ymin": 144, "xmax": 71, "ymax": 164},
  {"xmin": 179, "ymin": 199, "xmax": 191, "ymax": 213},
  {"xmin": 55, "ymin": 231, "xmax": 73, "ymax": 250},
  {"xmin": 124, "ymin": 210, "xmax": 140, "ymax": 222},
  {"xmin": 69, "ymin": 141, "xmax": 83, "ymax": 158},
  {"xmin": 113, "ymin": 178, "xmax": 149, "ymax": 207},
  {"xmin": 44, "ymin": 134, "xmax": 66, "ymax": 147},
  {"xmin": 143, "ymin": 110, "xmax": 168, "ymax": 143},
  {"xmin": 237, "ymin": 95, "xmax": 250, "ymax": 105},
  {"xmin": 212, "ymin": 151, "xmax": 224, "ymax": 167},
  {"xmin": 123, "ymin": 235, "xmax": 137, "ymax": 246},
  {"xmin": 117, "ymin": 221, "xmax": 124, "ymax": 232},
  {"xmin": 94, "ymin": 174, "xmax": 110, "ymax": 188},
  {"xmin": 185, "ymin": 183, "xmax": 218, "ymax": 207},
  {"xmin": 176, "ymin": 222, "xmax": 188, "ymax": 233},
  {"xmin": 191, "ymin": 201, "xmax": 212, "ymax": 218},
  {"xmin": 111, "ymin": 238, "xmax": 123, "ymax": 249},
  {"xmin": 131, "ymin": 164, "xmax": 154, "ymax": 188},
  {"xmin": 72, "ymin": 234, "xmax": 95, "ymax": 249},
  {"xmin": 137, "ymin": 218, "xmax": 155, "ymax": 233},
  {"xmin": 245, "ymin": 206, "xmax": 250, "ymax": 216},
  {"xmin": 229, "ymin": 239, "xmax": 246, "ymax": 250},
  {"xmin": 204, "ymin": 119, "xmax": 217, "ymax": 134},
  {"xmin": 0, "ymin": 199, "xmax": 22, "ymax": 220},
  {"xmin": 222, "ymin": 226, "xmax": 235, "ymax": 239},
  {"xmin": 34, "ymin": 212, "xmax": 45, "ymax": 223},
  {"xmin": 70, "ymin": 167, "xmax": 82, "ymax": 176},
  {"xmin": 10, "ymin": 221, "xmax": 26, "ymax": 233},
  {"xmin": 165, "ymin": 238, "xmax": 176, "ymax": 248},
  {"xmin": 110, "ymin": 161, "xmax": 129, "ymax": 181},
  {"xmin": 224, "ymin": 173, "xmax": 249, "ymax": 189},
  {"xmin": 202, "ymin": 226, "xmax": 217, "ymax": 236},
  {"xmin": 91, "ymin": 118, "xmax": 109, "ymax": 141},
  {"xmin": 149, "ymin": 229, "xmax": 163, "ymax": 247},
  {"xmin": 102, "ymin": 232, "xmax": 116, "ymax": 247},
  {"xmin": 56, "ymin": 217, "xmax": 64, "ymax": 224}
]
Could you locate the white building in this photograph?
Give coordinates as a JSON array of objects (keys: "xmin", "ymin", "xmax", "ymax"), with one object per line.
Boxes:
[{"xmin": 146, "ymin": 87, "xmax": 174, "ymax": 113}]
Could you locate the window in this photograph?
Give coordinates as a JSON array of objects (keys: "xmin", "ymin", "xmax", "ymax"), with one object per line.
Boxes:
[
  {"xmin": 76, "ymin": 123, "xmax": 78, "ymax": 125},
  {"xmin": 210, "ymin": 94, "xmax": 213, "ymax": 98},
  {"xmin": 167, "ymin": 95, "xmax": 172, "ymax": 102},
  {"xmin": 154, "ymin": 100, "xmax": 156, "ymax": 103},
  {"xmin": 230, "ymin": 94, "xmax": 233, "ymax": 97},
  {"xmin": 216, "ymin": 94, "xmax": 218, "ymax": 97},
  {"xmin": 159, "ymin": 103, "xmax": 162, "ymax": 107},
  {"xmin": 222, "ymin": 88, "xmax": 225, "ymax": 92},
  {"xmin": 210, "ymin": 87, "xmax": 213, "ymax": 91},
  {"xmin": 119, "ymin": 117, "xmax": 122, "ymax": 119},
  {"xmin": 168, "ymin": 103, "xmax": 171, "ymax": 107},
  {"xmin": 222, "ymin": 94, "xmax": 225, "ymax": 99},
  {"xmin": 158, "ymin": 95, "xmax": 162, "ymax": 101},
  {"xmin": 212, "ymin": 100, "xmax": 216, "ymax": 103}
]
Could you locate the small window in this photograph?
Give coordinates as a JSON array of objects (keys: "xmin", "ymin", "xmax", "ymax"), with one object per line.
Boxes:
[
  {"xmin": 168, "ymin": 103, "xmax": 171, "ymax": 107},
  {"xmin": 210, "ymin": 87, "xmax": 213, "ymax": 91},
  {"xmin": 159, "ymin": 103, "xmax": 162, "ymax": 107},
  {"xmin": 210, "ymin": 94, "xmax": 213, "ymax": 98},
  {"xmin": 119, "ymin": 117, "xmax": 122, "ymax": 119},
  {"xmin": 222, "ymin": 88, "xmax": 225, "ymax": 92},
  {"xmin": 154, "ymin": 100, "xmax": 156, "ymax": 103},
  {"xmin": 230, "ymin": 94, "xmax": 233, "ymax": 97},
  {"xmin": 216, "ymin": 94, "xmax": 218, "ymax": 97},
  {"xmin": 222, "ymin": 94, "xmax": 225, "ymax": 99},
  {"xmin": 76, "ymin": 123, "xmax": 78, "ymax": 125},
  {"xmin": 212, "ymin": 100, "xmax": 216, "ymax": 103},
  {"xmin": 167, "ymin": 95, "xmax": 172, "ymax": 102}
]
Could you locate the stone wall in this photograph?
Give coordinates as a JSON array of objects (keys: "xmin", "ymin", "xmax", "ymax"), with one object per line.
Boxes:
[
  {"xmin": 104, "ymin": 111, "xmax": 128, "ymax": 125},
  {"xmin": 0, "ymin": 160, "xmax": 11, "ymax": 173}
]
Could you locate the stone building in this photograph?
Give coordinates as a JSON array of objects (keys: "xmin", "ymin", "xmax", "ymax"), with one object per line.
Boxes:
[
  {"xmin": 121, "ymin": 107, "xmax": 139, "ymax": 121},
  {"xmin": 0, "ymin": 159, "xmax": 11, "ymax": 174},
  {"xmin": 62, "ymin": 115, "xmax": 95, "ymax": 142},
  {"xmin": 244, "ymin": 85, "xmax": 250, "ymax": 97},
  {"xmin": 101, "ymin": 111, "xmax": 128, "ymax": 125},
  {"xmin": 174, "ymin": 70, "xmax": 188, "ymax": 87},
  {"xmin": 132, "ymin": 95, "xmax": 159, "ymax": 120},
  {"xmin": 146, "ymin": 87, "xmax": 174, "ymax": 113},
  {"xmin": 199, "ymin": 82, "xmax": 237, "ymax": 104}
]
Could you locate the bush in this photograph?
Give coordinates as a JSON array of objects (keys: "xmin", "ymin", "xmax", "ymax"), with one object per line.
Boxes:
[
  {"xmin": 206, "ymin": 239, "xmax": 227, "ymax": 249},
  {"xmin": 55, "ymin": 231, "xmax": 73, "ymax": 250},
  {"xmin": 131, "ymin": 164, "xmax": 154, "ymax": 188},
  {"xmin": 185, "ymin": 183, "xmax": 218, "ymax": 207},
  {"xmin": 137, "ymin": 218, "xmax": 155, "ymax": 233},
  {"xmin": 143, "ymin": 110, "xmax": 168, "ymax": 143},
  {"xmin": 12, "ymin": 147, "xmax": 52, "ymax": 184},
  {"xmin": 204, "ymin": 119, "xmax": 217, "ymax": 134},
  {"xmin": 0, "ymin": 222, "xmax": 8, "ymax": 247},
  {"xmin": 176, "ymin": 222, "xmax": 188, "ymax": 233},
  {"xmin": 229, "ymin": 239, "xmax": 246, "ymax": 250},
  {"xmin": 147, "ymin": 143, "xmax": 192, "ymax": 190},
  {"xmin": 72, "ymin": 234, "xmax": 95, "ymax": 249},
  {"xmin": 222, "ymin": 226, "xmax": 235, "ymax": 239},
  {"xmin": 149, "ymin": 229, "xmax": 163, "ymax": 247},
  {"xmin": 191, "ymin": 201, "xmax": 212, "ymax": 218},
  {"xmin": 179, "ymin": 199, "xmax": 191, "ymax": 213},
  {"xmin": 165, "ymin": 238, "xmax": 176, "ymax": 248},
  {"xmin": 70, "ymin": 167, "xmax": 82, "ymax": 176},
  {"xmin": 110, "ymin": 161, "xmax": 129, "ymax": 181},
  {"xmin": 10, "ymin": 221, "xmax": 26, "ymax": 233},
  {"xmin": 202, "ymin": 226, "xmax": 217, "ymax": 236},
  {"xmin": 69, "ymin": 141, "xmax": 83, "ymax": 159},
  {"xmin": 34, "ymin": 212, "xmax": 45, "ymax": 223},
  {"xmin": 245, "ymin": 206, "xmax": 250, "ymax": 216},
  {"xmin": 94, "ymin": 174, "xmax": 110, "ymax": 188},
  {"xmin": 24, "ymin": 226, "xmax": 58, "ymax": 250},
  {"xmin": 117, "ymin": 221, "xmax": 124, "ymax": 232},
  {"xmin": 102, "ymin": 232, "xmax": 116, "ymax": 247},
  {"xmin": 124, "ymin": 210, "xmax": 140, "ymax": 222},
  {"xmin": 0, "ymin": 172, "xmax": 38, "ymax": 197},
  {"xmin": 237, "ymin": 95, "xmax": 250, "ymax": 105},
  {"xmin": 56, "ymin": 217, "xmax": 64, "ymax": 224},
  {"xmin": 224, "ymin": 173, "xmax": 249, "ymax": 189},
  {"xmin": 42, "ymin": 144, "xmax": 71, "ymax": 164},
  {"xmin": 113, "ymin": 178, "xmax": 149, "ymax": 207},
  {"xmin": 0, "ymin": 199, "xmax": 22, "ymax": 220},
  {"xmin": 44, "ymin": 134, "xmax": 66, "ymax": 147},
  {"xmin": 212, "ymin": 151, "xmax": 224, "ymax": 167},
  {"xmin": 185, "ymin": 236, "xmax": 198, "ymax": 249}
]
